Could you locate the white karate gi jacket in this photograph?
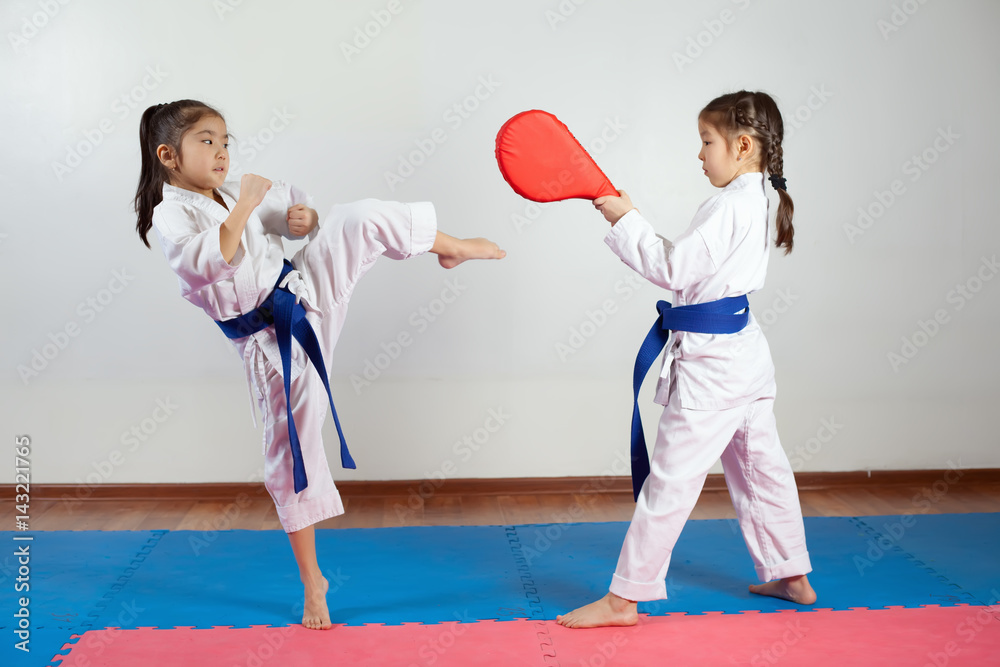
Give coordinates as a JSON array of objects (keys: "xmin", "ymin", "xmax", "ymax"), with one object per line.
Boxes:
[
  {"xmin": 604, "ymin": 172, "xmax": 776, "ymax": 410},
  {"xmin": 152, "ymin": 181, "xmax": 319, "ymax": 409}
]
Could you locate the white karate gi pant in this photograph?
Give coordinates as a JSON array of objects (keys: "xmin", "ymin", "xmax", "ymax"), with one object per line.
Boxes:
[
  {"xmin": 609, "ymin": 381, "xmax": 812, "ymax": 601},
  {"xmin": 252, "ymin": 199, "xmax": 437, "ymax": 533}
]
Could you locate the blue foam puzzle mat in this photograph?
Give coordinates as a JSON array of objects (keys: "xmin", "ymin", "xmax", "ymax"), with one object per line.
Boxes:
[
  {"xmin": 88, "ymin": 525, "xmax": 531, "ymax": 630},
  {"xmin": 0, "ymin": 530, "xmax": 163, "ymax": 631},
  {"xmin": 515, "ymin": 516, "xmax": 983, "ymax": 616},
  {"xmin": 855, "ymin": 513, "xmax": 1000, "ymax": 607}
]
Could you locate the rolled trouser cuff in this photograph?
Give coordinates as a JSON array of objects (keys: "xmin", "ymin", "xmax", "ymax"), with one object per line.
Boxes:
[
  {"xmin": 755, "ymin": 550, "xmax": 812, "ymax": 583},
  {"xmin": 609, "ymin": 573, "xmax": 667, "ymax": 602}
]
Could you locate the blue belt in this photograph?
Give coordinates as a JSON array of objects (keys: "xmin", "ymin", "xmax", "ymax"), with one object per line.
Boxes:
[
  {"xmin": 215, "ymin": 259, "xmax": 355, "ymax": 493},
  {"xmin": 629, "ymin": 295, "xmax": 750, "ymax": 500}
]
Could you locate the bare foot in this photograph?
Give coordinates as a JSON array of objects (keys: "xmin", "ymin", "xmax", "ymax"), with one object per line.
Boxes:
[
  {"xmin": 556, "ymin": 592, "xmax": 639, "ymax": 629},
  {"xmin": 302, "ymin": 576, "xmax": 332, "ymax": 630},
  {"xmin": 434, "ymin": 235, "xmax": 506, "ymax": 269},
  {"xmin": 749, "ymin": 574, "xmax": 817, "ymax": 605}
]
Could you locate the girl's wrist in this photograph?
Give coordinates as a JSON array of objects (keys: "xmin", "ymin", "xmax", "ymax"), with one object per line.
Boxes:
[
  {"xmin": 231, "ymin": 198, "xmax": 259, "ymax": 222},
  {"xmin": 611, "ymin": 208, "xmax": 635, "ymax": 225}
]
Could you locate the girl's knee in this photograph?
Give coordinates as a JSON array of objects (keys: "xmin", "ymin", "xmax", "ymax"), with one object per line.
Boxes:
[{"xmin": 327, "ymin": 198, "xmax": 385, "ymax": 233}]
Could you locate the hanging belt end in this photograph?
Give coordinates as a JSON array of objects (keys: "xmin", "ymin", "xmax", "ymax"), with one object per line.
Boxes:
[{"xmin": 341, "ymin": 452, "xmax": 357, "ymax": 470}]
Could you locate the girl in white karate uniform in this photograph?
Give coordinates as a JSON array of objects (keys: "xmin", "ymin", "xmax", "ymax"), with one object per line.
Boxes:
[
  {"xmin": 133, "ymin": 99, "xmax": 504, "ymax": 630},
  {"xmin": 559, "ymin": 90, "xmax": 816, "ymax": 628}
]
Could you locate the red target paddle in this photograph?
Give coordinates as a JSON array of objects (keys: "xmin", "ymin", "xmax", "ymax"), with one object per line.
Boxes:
[{"xmin": 495, "ymin": 110, "xmax": 618, "ymax": 202}]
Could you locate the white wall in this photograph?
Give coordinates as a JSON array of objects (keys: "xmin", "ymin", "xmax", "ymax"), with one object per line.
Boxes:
[{"xmin": 2, "ymin": 0, "xmax": 998, "ymax": 486}]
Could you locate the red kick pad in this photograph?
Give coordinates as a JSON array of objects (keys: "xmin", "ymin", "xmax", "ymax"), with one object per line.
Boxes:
[
  {"xmin": 52, "ymin": 606, "xmax": 1000, "ymax": 666},
  {"xmin": 495, "ymin": 110, "xmax": 617, "ymax": 202}
]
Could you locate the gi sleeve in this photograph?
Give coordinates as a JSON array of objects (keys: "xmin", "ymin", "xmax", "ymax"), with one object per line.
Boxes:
[
  {"xmin": 255, "ymin": 181, "xmax": 320, "ymax": 241},
  {"xmin": 604, "ymin": 197, "xmax": 743, "ymax": 291},
  {"xmin": 152, "ymin": 207, "xmax": 242, "ymax": 293},
  {"xmin": 604, "ymin": 211, "xmax": 710, "ymax": 292}
]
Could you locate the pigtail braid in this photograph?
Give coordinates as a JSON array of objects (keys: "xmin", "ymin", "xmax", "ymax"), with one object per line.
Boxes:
[{"xmin": 767, "ymin": 136, "xmax": 794, "ymax": 254}]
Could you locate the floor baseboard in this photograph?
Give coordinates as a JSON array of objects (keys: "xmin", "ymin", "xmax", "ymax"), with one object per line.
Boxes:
[{"xmin": 16, "ymin": 468, "xmax": 998, "ymax": 501}]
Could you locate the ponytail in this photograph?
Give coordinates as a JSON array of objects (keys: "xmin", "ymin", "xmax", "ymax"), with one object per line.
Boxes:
[
  {"xmin": 699, "ymin": 90, "xmax": 795, "ymax": 255},
  {"xmin": 134, "ymin": 105, "xmax": 165, "ymax": 248},
  {"xmin": 133, "ymin": 100, "xmax": 223, "ymax": 248}
]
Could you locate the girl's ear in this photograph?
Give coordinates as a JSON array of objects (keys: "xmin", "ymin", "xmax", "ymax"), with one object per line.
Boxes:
[
  {"xmin": 735, "ymin": 134, "xmax": 755, "ymax": 161},
  {"xmin": 156, "ymin": 144, "xmax": 175, "ymax": 170}
]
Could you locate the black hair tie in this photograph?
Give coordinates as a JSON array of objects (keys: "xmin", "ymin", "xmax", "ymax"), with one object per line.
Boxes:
[{"xmin": 769, "ymin": 174, "xmax": 787, "ymax": 191}]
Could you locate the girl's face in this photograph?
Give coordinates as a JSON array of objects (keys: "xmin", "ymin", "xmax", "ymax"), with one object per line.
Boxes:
[
  {"xmin": 163, "ymin": 114, "xmax": 229, "ymax": 197},
  {"xmin": 698, "ymin": 119, "xmax": 750, "ymax": 188}
]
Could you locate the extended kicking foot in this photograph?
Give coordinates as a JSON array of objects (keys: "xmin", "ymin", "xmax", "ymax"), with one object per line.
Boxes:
[
  {"xmin": 302, "ymin": 576, "xmax": 332, "ymax": 630},
  {"xmin": 749, "ymin": 574, "xmax": 817, "ymax": 605},
  {"xmin": 556, "ymin": 592, "xmax": 639, "ymax": 629},
  {"xmin": 434, "ymin": 234, "xmax": 506, "ymax": 269}
]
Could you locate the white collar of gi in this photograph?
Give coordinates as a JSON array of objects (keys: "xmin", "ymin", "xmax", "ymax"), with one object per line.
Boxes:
[
  {"xmin": 723, "ymin": 172, "xmax": 766, "ymax": 194},
  {"xmin": 161, "ymin": 182, "xmax": 237, "ymax": 220}
]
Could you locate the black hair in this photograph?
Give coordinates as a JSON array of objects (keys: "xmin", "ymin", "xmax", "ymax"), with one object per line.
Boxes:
[{"xmin": 134, "ymin": 99, "xmax": 224, "ymax": 248}]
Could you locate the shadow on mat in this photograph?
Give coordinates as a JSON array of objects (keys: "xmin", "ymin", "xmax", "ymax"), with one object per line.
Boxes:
[{"xmin": 537, "ymin": 554, "xmax": 760, "ymax": 616}]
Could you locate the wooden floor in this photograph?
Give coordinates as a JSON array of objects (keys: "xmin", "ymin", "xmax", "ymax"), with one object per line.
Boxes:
[{"xmin": 15, "ymin": 479, "xmax": 1000, "ymax": 532}]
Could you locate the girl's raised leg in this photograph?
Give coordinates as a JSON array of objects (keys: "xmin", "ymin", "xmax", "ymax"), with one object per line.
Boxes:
[
  {"xmin": 431, "ymin": 231, "xmax": 506, "ymax": 268},
  {"xmin": 287, "ymin": 525, "xmax": 332, "ymax": 630}
]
